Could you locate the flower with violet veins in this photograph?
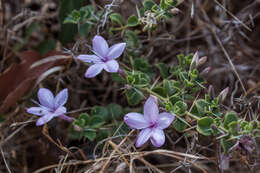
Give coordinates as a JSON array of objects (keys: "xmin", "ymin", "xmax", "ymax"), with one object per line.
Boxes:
[
  {"xmin": 78, "ymin": 35, "xmax": 126, "ymax": 78},
  {"xmin": 27, "ymin": 88, "xmax": 74, "ymax": 126},
  {"xmin": 124, "ymin": 96, "xmax": 175, "ymax": 147}
]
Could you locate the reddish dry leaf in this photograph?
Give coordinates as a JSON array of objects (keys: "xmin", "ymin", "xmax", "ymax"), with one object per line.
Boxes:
[{"xmin": 0, "ymin": 50, "xmax": 69, "ymax": 114}]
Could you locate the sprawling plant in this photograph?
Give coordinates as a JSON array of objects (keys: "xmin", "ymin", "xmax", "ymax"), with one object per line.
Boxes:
[{"xmin": 25, "ymin": 0, "xmax": 259, "ymax": 170}]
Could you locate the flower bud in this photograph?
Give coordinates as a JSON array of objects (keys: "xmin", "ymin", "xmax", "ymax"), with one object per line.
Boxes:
[
  {"xmin": 198, "ymin": 56, "xmax": 207, "ymax": 66},
  {"xmin": 208, "ymin": 85, "xmax": 215, "ymax": 98},
  {"xmin": 210, "ymin": 124, "xmax": 217, "ymax": 130},
  {"xmin": 118, "ymin": 68, "xmax": 126, "ymax": 79},
  {"xmin": 190, "ymin": 51, "xmax": 199, "ymax": 70},
  {"xmin": 218, "ymin": 87, "xmax": 229, "ymax": 103},
  {"xmin": 170, "ymin": 7, "xmax": 181, "ymax": 15},
  {"xmin": 200, "ymin": 67, "xmax": 211, "ymax": 77},
  {"xmin": 124, "ymin": 84, "xmax": 131, "ymax": 90},
  {"xmin": 73, "ymin": 125, "xmax": 82, "ymax": 132}
]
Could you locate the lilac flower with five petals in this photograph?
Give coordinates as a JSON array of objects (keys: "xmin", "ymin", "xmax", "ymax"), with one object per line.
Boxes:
[
  {"xmin": 124, "ymin": 96, "xmax": 175, "ymax": 148},
  {"xmin": 78, "ymin": 35, "xmax": 126, "ymax": 78},
  {"xmin": 27, "ymin": 88, "xmax": 74, "ymax": 126}
]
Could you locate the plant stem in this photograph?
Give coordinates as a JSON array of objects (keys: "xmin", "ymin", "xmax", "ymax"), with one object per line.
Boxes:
[
  {"xmin": 218, "ymin": 126, "xmax": 229, "ymax": 134},
  {"xmin": 143, "ymin": 87, "xmax": 168, "ymax": 102},
  {"xmin": 110, "ymin": 25, "xmax": 127, "ymax": 31},
  {"xmin": 185, "ymin": 111, "xmax": 200, "ymax": 120}
]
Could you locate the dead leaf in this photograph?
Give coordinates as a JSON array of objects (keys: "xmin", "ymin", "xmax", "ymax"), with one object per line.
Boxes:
[{"xmin": 0, "ymin": 50, "xmax": 70, "ymax": 114}]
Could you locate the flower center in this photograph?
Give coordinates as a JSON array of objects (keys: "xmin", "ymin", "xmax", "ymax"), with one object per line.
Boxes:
[
  {"xmin": 102, "ymin": 57, "xmax": 109, "ymax": 62},
  {"xmin": 149, "ymin": 122, "xmax": 157, "ymax": 128}
]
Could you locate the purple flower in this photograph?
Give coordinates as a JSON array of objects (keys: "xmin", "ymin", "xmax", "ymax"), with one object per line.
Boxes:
[
  {"xmin": 78, "ymin": 35, "xmax": 126, "ymax": 78},
  {"xmin": 27, "ymin": 88, "xmax": 74, "ymax": 126},
  {"xmin": 124, "ymin": 96, "xmax": 175, "ymax": 148}
]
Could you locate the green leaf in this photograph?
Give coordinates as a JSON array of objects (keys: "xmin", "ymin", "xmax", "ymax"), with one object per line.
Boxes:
[
  {"xmin": 223, "ymin": 112, "xmax": 238, "ymax": 129},
  {"xmin": 125, "ymin": 30, "xmax": 139, "ymax": 48},
  {"xmin": 173, "ymin": 118, "xmax": 187, "ymax": 132},
  {"xmin": 240, "ymin": 120, "xmax": 248, "ymax": 130},
  {"xmin": 79, "ymin": 23, "xmax": 92, "ymax": 37},
  {"xmin": 221, "ymin": 137, "xmax": 233, "ymax": 154},
  {"xmin": 78, "ymin": 113, "xmax": 90, "ymax": 126},
  {"xmin": 59, "ymin": 0, "xmax": 85, "ymax": 44},
  {"xmin": 126, "ymin": 88, "xmax": 143, "ymax": 106},
  {"xmin": 173, "ymin": 101, "xmax": 187, "ymax": 115},
  {"xmin": 112, "ymin": 73, "xmax": 125, "ymax": 83},
  {"xmin": 228, "ymin": 121, "xmax": 238, "ymax": 136},
  {"xmin": 160, "ymin": 0, "xmax": 176, "ymax": 10},
  {"xmin": 107, "ymin": 104, "xmax": 123, "ymax": 119},
  {"xmin": 69, "ymin": 126, "xmax": 82, "ymax": 140},
  {"xmin": 160, "ymin": 0, "xmax": 167, "ymax": 10},
  {"xmin": 143, "ymin": 0, "xmax": 156, "ymax": 10},
  {"xmin": 133, "ymin": 58, "xmax": 153, "ymax": 76},
  {"xmin": 83, "ymin": 129, "xmax": 96, "ymax": 141},
  {"xmin": 91, "ymin": 106, "xmax": 108, "ymax": 121},
  {"xmin": 152, "ymin": 87, "xmax": 166, "ymax": 97},
  {"xmin": 127, "ymin": 15, "xmax": 139, "ymax": 27},
  {"xmin": 197, "ymin": 117, "xmax": 214, "ymax": 136},
  {"xmin": 156, "ymin": 63, "xmax": 169, "ymax": 79},
  {"xmin": 165, "ymin": 102, "xmax": 173, "ymax": 112},
  {"xmin": 110, "ymin": 13, "xmax": 124, "ymax": 26},
  {"xmin": 151, "ymin": 4, "xmax": 160, "ymax": 13},
  {"xmin": 89, "ymin": 115, "xmax": 105, "ymax": 128},
  {"xmin": 169, "ymin": 95, "xmax": 182, "ymax": 105},
  {"xmin": 64, "ymin": 10, "xmax": 81, "ymax": 24},
  {"xmin": 195, "ymin": 99, "xmax": 209, "ymax": 115},
  {"xmin": 126, "ymin": 71, "xmax": 150, "ymax": 88},
  {"xmin": 163, "ymin": 80, "xmax": 178, "ymax": 96}
]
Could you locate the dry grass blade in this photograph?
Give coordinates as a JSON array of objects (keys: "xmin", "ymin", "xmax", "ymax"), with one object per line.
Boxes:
[
  {"xmin": 0, "ymin": 147, "xmax": 12, "ymax": 173},
  {"xmin": 107, "ymin": 140, "xmax": 130, "ymax": 167},
  {"xmin": 34, "ymin": 66, "xmax": 64, "ymax": 87},
  {"xmin": 211, "ymin": 30, "xmax": 247, "ymax": 94},
  {"xmin": 30, "ymin": 55, "xmax": 71, "ymax": 69},
  {"xmin": 99, "ymin": 129, "xmax": 135, "ymax": 172},
  {"xmin": 0, "ymin": 117, "xmax": 33, "ymax": 147},
  {"xmin": 214, "ymin": 0, "xmax": 252, "ymax": 31}
]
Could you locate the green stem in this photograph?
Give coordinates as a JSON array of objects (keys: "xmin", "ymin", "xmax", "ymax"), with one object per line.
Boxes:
[
  {"xmin": 185, "ymin": 111, "xmax": 200, "ymax": 120},
  {"xmin": 218, "ymin": 126, "xmax": 229, "ymax": 134},
  {"xmin": 143, "ymin": 87, "xmax": 168, "ymax": 102},
  {"xmin": 110, "ymin": 25, "xmax": 127, "ymax": 31}
]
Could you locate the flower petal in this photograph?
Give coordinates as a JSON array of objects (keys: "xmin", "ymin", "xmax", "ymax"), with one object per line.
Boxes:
[
  {"xmin": 136, "ymin": 128, "xmax": 152, "ymax": 148},
  {"xmin": 104, "ymin": 60, "xmax": 119, "ymax": 72},
  {"xmin": 59, "ymin": 114, "xmax": 74, "ymax": 122},
  {"xmin": 78, "ymin": 54, "xmax": 101, "ymax": 63},
  {"xmin": 54, "ymin": 88, "xmax": 68, "ymax": 108},
  {"xmin": 53, "ymin": 106, "xmax": 67, "ymax": 117},
  {"xmin": 36, "ymin": 114, "xmax": 54, "ymax": 126},
  {"xmin": 93, "ymin": 35, "xmax": 109, "ymax": 57},
  {"xmin": 150, "ymin": 128, "xmax": 165, "ymax": 147},
  {"xmin": 107, "ymin": 43, "xmax": 126, "ymax": 59},
  {"xmin": 124, "ymin": 113, "xmax": 150, "ymax": 129},
  {"xmin": 144, "ymin": 96, "xmax": 159, "ymax": 123},
  {"xmin": 27, "ymin": 107, "xmax": 48, "ymax": 116},
  {"xmin": 38, "ymin": 88, "xmax": 54, "ymax": 109},
  {"xmin": 157, "ymin": 112, "xmax": 175, "ymax": 129},
  {"xmin": 85, "ymin": 63, "xmax": 105, "ymax": 78}
]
